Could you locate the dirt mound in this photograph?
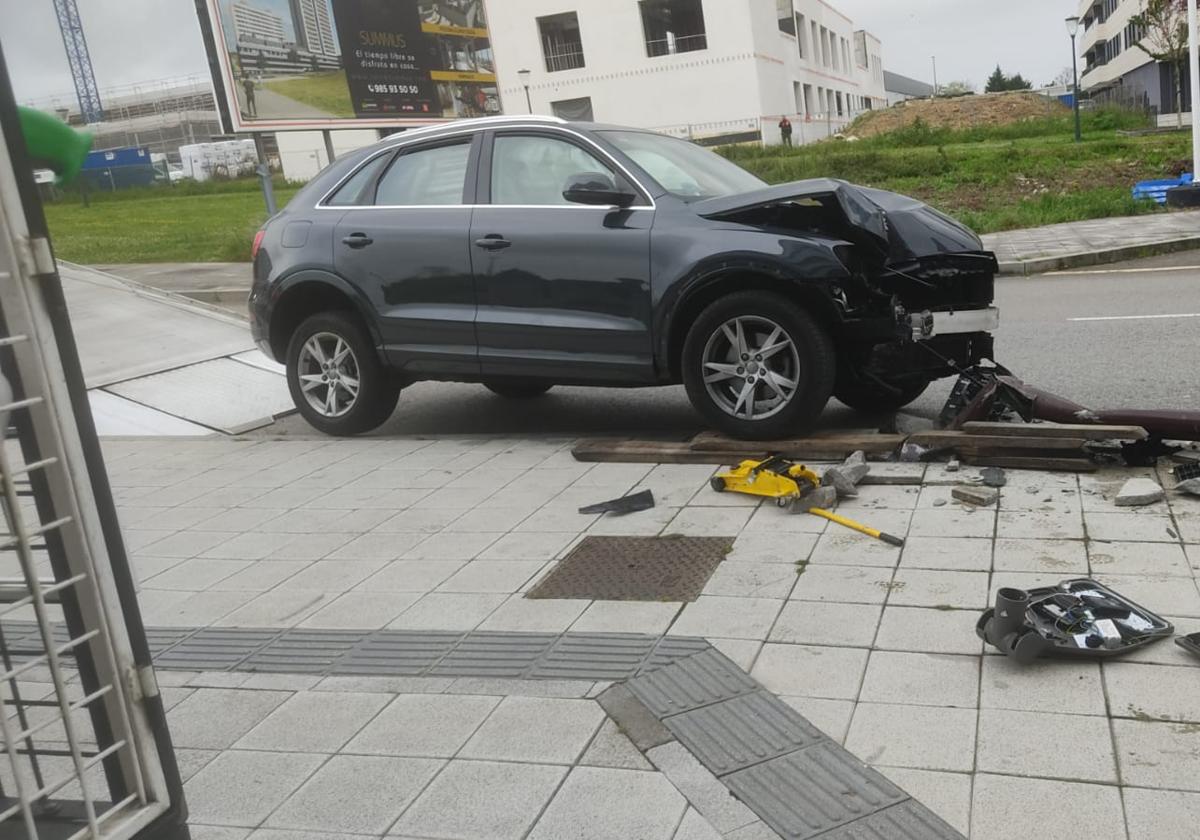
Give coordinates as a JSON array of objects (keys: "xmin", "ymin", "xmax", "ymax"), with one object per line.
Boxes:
[{"xmin": 847, "ymin": 92, "xmax": 1069, "ymax": 139}]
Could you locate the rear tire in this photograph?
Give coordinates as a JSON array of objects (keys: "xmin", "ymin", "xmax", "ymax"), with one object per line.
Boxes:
[
  {"xmin": 484, "ymin": 382, "xmax": 553, "ymax": 399},
  {"xmin": 286, "ymin": 311, "xmax": 399, "ymax": 436},
  {"xmin": 835, "ymin": 376, "xmax": 931, "ymax": 413},
  {"xmin": 682, "ymin": 291, "xmax": 836, "ymax": 441}
]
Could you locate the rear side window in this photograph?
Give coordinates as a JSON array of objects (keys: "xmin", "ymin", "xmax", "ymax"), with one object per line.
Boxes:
[
  {"xmin": 325, "ymin": 154, "xmax": 389, "ymax": 206},
  {"xmin": 374, "ymin": 142, "xmax": 471, "ymax": 206}
]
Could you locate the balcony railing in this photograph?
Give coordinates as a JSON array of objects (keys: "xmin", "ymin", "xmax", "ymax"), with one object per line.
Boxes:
[
  {"xmin": 544, "ymin": 47, "xmax": 585, "ymax": 72},
  {"xmin": 645, "ymin": 33, "xmax": 708, "ymax": 57}
]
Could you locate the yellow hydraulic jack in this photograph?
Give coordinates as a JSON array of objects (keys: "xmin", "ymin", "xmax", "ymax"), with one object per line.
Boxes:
[{"xmin": 712, "ymin": 456, "xmax": 905, "ymax": 547}]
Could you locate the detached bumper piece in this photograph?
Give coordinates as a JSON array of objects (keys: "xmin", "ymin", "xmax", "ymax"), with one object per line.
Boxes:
[
  {"xmin": 978, "ymin": 579, "xmax": 1173, "ymax": 663},
  {"xmin": 906, "ymin": 306, "xmax": 1000, "ymax": 341}
]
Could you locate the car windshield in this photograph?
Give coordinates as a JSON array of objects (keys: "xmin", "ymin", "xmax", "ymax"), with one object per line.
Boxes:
[{"xmin": 600, "ymin": 130, "xmax": 765, "ymax": 200}]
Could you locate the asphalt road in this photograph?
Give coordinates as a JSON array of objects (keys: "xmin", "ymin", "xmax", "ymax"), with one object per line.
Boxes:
[{"xmin": 258, "ymin": 251, "xmax": 1200, "ymax": 438}]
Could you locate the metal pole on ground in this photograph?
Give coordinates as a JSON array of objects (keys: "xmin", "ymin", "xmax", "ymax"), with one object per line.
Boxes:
[
  {"xmin": 252, "ymin": 132, "xmax": 276, "ymax": 216},
  {"xmin": 1190, "ymin": 0, "xmax": 1200, "ymax": 177},
  {"xmin": 322, "ymin": 129, "xmax": 336, "ymax": 167}
]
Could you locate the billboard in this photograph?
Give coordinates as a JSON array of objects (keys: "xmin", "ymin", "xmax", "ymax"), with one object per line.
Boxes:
[{"xmin": 194, "ymin": 0, "xmax": 500, "ymax": 132}]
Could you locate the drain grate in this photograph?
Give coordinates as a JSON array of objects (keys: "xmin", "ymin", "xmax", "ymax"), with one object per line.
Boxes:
[{"xmin": 526, "ymin": 536, "xmax": 731, "ymax": 602}]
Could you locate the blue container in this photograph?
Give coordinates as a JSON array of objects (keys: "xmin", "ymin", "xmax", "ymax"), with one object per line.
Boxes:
[
  {"xmin": 83, "ymin": 146, "xmax": 151, "ymax": 170},
  {"xmin": 1133, "ymin": 173, "xmax": 1195, "ymax": 204}
]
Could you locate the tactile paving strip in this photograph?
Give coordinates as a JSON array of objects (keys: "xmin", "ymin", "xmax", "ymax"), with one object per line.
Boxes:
[{"xmin": 525, "ymin": 535, "xmax": 732, "ymax": 601}]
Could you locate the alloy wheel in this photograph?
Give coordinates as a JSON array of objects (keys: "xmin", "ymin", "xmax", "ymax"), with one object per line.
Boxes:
[
  {"xmin": 296, "ymin": 331, "xmax": 361, "ymax": 418},
  {"xmin": 701, "ymin": 316, "xmax": 801, "ymax": 421}
]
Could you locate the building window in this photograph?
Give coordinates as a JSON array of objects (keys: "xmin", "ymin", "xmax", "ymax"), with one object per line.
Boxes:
[
  {"xmin": 777, "ymin": 0, "xmax": 795, "ymax": 35},
  {"xmin": 550, "ymin": 96, "xmax": 594, "ymax": 121},
  {"xmin": 795, "ymin": 14, "xmax": 806, "ymax": 58},
  {"xmin": 538, "ymin": 12, "xmax": 585, "ymax": 72},
  {"xmin": 640, "ymin": 0, "xmax": 708, "ymax": 57}
]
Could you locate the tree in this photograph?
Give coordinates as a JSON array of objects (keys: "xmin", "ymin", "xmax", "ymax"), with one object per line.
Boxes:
[
  {"xmin": 1052, "ymin": 66, "xmax": 1075, "ymax": 87},
  {"xmin": 939, "ymin": 80, "xmax": 974, "ymax": 96},
  {"xmin": 1130, "ymin": 0, "xmax": 1190, "ymax": 126},
  {"xmin": 1008, "ymin": 73, "xmax": 1033, "ymax": 91},
  {"xmin": 985, "ymin": 65, "xmax": 1008, "ymax": 93}
]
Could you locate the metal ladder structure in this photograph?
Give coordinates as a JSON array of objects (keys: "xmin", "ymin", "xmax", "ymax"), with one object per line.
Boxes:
[{"xmin": 0, "ymin": 48, "xmax": 187, "ymax": 840}]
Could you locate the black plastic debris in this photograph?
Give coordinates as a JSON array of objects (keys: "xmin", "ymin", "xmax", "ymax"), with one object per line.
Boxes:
[
  {"xmin": 978, "ymin": 579, "xmax": 1173, "ymax": 663},
  {"xmin": 1175, "ymin": 632, "xmax": 1200, "ymax": 660},
  {"xmin": 579, "ymin": 489, "xmax": 655, "ymax": 516}
]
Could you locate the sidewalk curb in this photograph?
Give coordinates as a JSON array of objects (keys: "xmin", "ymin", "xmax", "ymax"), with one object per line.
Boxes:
[{"xmin": 997, "ymin": 235, "xmax": 1200, "ymax": 276}]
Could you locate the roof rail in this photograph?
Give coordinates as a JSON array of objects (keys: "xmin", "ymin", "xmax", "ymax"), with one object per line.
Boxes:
[{"xmin": 381, "ymin": 114, "xmax": 567, "ymax": 145}]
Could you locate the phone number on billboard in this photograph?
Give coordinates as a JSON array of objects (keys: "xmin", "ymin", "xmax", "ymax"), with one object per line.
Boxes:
[{"xmin": 367, "ymin": 84, "xmax": 422, "ymax": 95}]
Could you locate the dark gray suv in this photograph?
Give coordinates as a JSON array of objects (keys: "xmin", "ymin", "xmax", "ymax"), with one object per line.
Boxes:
[{"xmin": 250, "ymin": 116, "xmax": 998, "ymax": 439}]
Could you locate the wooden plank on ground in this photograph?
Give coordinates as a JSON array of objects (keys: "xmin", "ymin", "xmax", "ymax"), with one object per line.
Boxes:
[
  {"xmin": 689, "ymin": 430, "xmax": 905, "ymax": 457},
  {"xmin": 962, "ymin": 421, "xmax": 1148, "ymax": 441},
  {"xmin": 572, "ymin": 439, "xmax": 761, "ymax": 465},
  {"xmin": 961, "ymin": 455, "xmax": 1098, "ymax": 472},
  {"xmin": 906, "ymin": 431, "xmax": 1088, "ymax": 453}
]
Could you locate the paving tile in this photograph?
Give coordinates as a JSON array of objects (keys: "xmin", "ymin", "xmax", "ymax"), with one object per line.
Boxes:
[
  {"xmin": 743, "ymin": 505, "xmax": 827, "ymax": 535},
  {"xmin": 140, "ymin": 558, "xmax": 253, "ymax": 591},
  {"xmin": 580, "ymin": 719, "xmax": 653, "ymax": 770},
  {"xmin": 646, "ymin": 741, "xmax": 758, "ymax": 833},
  {"xmin": 997, "ymin": 509, "xmax": 1085, "ymax": 540},
  {"xmin": 392, "ymin": 759, "xmax": 567, "ymax": 839},
  {"xmin": 324, "ymin": 532, "xmax": 426, "ymax": 561},
  {"xmin": 478, "ymin": 594, "xmax": 590, "ymax": 632},
  {"xmin": 275, "ymin": 559, "xmax": 387, "ymax": 592},
  {"xmin": 1085, "ymin": 511, "xmax": 1178, "ymax": 543},
  {"xmin": 887, "ymin": 569, "xmax": 990, "ymax": 609},
  {"xmin": 189, "ymin": 825, "xmax": 250, "ymax": 840},
  {"xmin": 184, "ymin": 750, "xmax": 324, "ymax": 827},
  {"xmin": 234, "ymin": 691, "xmax": 390, "ymax": 752},
  {"xmin": 789, "ymin": 564, "xmax": 894, "ymax": 604},
  {"xmin": 909, "ymin": 508, "xmax": 995, "ymax": 539},
  {"xmin": 436, "ymin": 560, "xmax": 547, "ymax": 593},
  {"xmin": 373, "ymin": 507, "xmax": 463, "ymax": 533},
  {"xmin": 514, "ymin": 505, "xmax": 598, "ymax": 533},
  {"xmin": 1093, "ymin": 573, "xmax": 1200, "ymax": 618},
  {"xmin": 807, "ymin": 530, "xmax": 903, "ymax": 568},
  {"xmin": 669, "ymin": 596, "xmax": 783, "ymax": 640},
  {"xmin": 478, "ymin": 531, "xmax": 575, "ymax": 561},
  {"xmin": 873, "ymin": 607, "xmax": 984, "ymax": 657},
  {"xmin": 1123, "ymin": 787, "xmax": 1200, "ymax": 840},
  {"xmin": 211, "ymin": 561, "xmax": 309, "ymax": 592},
  {"xmin": 672, "ymin": 808, "xmax": 723, "ymax": 840},
  {"xmin": 838, "ymin": 484, "xmax": 921, "ymax": 510},
  {"xmin": 666, "ymin": 506, "xmax": 753, "ymax": 537},
  {"xmin": 750, "ymin": 643, "xmax": 869, "ymax": 700},
  {"xmin": 387, "ymin": 592, "xmax": 507, "ymax": 631},
  {"xmin": 845, "ymin": 702, "xmax": 977, "ymax": 772},
  {"xmin": 168, "ymin": 688, "xmax": 290, "ymax": 749},
  {"xmin": 570, "ymin": 601, "xmax": 682, "ymax": 635},
  {"xmin": 444, "ymin": 506, "xmax": 538, "ymax": 533},
  {"xmin": 459, "ymin": 696, "xmax": 605, "ymax": 764},
  {"xmin": 980, "ymin": 656, "xmax": 1105, "ymax": 715},
  {"xmin": 342, "ymin": 693, "xmax": 499, "ymax": 757},
  {"xmin": 402, "ymin": 531, "xmax": 503, "ymax": 560},
  {"xmin": 778, "ymin": 696, "xmax": 856, "ymax": 744},
  {"xmin": 198, "ymin": 531, "xmax": 295, "ymax": 561},
  {"xmin": 701, "ymin": 562, "xmax": 799, "ymax": 598},
  {"xmin": 898, "ymin": 537, "xmax": 992, "ymax": 572},
  {"xmin": 1088, "ymin": 541, "xmax": 1192, "ymax": 576},
  {"xmin": 527, "ymin": 766, "xmax": 686, "ymax": 840},
  {"xmin": 993, "ymin": 538, "xmax": 1088, "ymax": 573},
  {"xmin": 136, "ymin": 588, "xmax": 254, "ymax": 627},
  {"xmin": 247, "ymin": 830, "xmax": 363, "ymax": 840},
  {"xmin": 588, "ymin": 505, "xmax": 680, "ymax": 536},
  {"xmin": 877, "ymin": 767, "xmax": 972, "ymax": 837},
  {"xmin": 1104, "ymin": 661, "xmax": 1200, "ymax": 722},
  {"xmin": 1114, "ymin": 718, "xmax": 1200, "ymax": 790},
  {"xmin": 859, "ymin": 651, "xmax": 979, "ymax": 708},
  {"xmin": 356, "ymin": 560, "xmax": 466, "ymax": 591},
  {"xmin": 969, "ymin": 774, "xmax": 1125, "ymax": 840},
  {"xmin": 708, "ymin": 638, "xmax": 763, "ymax": 672},
  {"xmin": 266, "ymin": 755, "xmax": 443, "ymax": 835},
  {"xmin": 725, "ymin": 531, "xmax": 818, "ymax": 564},
  {"xmin": 264, "ymin": 532, "xmax": 358, "ymax": 561},
  {"xmin": 298, "ymin": 590, "xmax": 421, "ymax": 629},
  {"xmin": 140, "ymin": 530, "xmax": 238, "ymax": 559},
  {"xmin": 768, "ymin": 600, "xmax": 882, "ymax": 647},
  {"xmin": 262, "ymin": 508, "xmax": 393, "ymax": 534},
  {"xmin": 213, "ymin": 589, "xmax": 330, "ymax": 628},
  {"xmin": 977, "ymin": 708, "xmax": 1117, "ymax": 782},
  {"xmin": 1177, "ymin": 512, "xmax": 1200, "ymax": 543}
]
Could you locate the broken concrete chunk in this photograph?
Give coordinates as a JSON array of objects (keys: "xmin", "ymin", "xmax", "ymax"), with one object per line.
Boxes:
[
  {"xmin": 952, "ymin": 485, "xmax": 999, "ymax": 507},
  {"xmin": 845, "ymin": 450, "xmax": 868, "ymax": 468},
  {"xmin": 946, "ymin": 459, "xmax": 960, "ymax": 473},
  {"xmin": 1176, "ymin": 478, "xmax": 1200, "ymax": 496},
  {"xmin": 821, "ymin": 468, "xmax": 860, "ymax": 498},
  {"xmin": 797, "ymin": 486, "xmax": 839, "ymax": 511},
  {"xmin": 980, "ymin": 467, "xmax": 1007, "ymax": 488},
  {"xmin": 933, "ymin": 498, "xmax": 948, "ymax": 507},
  {"xmin": 1115, "ymin": 477, "xmax": 1165, "ymax": 507}
]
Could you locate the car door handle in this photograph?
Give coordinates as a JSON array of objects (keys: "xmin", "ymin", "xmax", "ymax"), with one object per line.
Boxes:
[
  {"xmin": 341, "ymin": 233, "xmax": 373, "ymax": 248},
  {"xmin": 474, "ymin": 236, "xmax": 511, "ymax": 251}
]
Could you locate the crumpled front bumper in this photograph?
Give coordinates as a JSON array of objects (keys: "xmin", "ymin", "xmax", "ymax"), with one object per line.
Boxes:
[{"xmin": 906, "ymin": 306, "xmax": 1000, "ymax": 341}]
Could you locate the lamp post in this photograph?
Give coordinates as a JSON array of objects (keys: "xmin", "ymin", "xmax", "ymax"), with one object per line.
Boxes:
[
  {"xmin": 931, "ymin": 56, "xmax": 938, "ymax": 97},
  {"xmin": 1189, "ymin": 0, "xmax": 1199, "ymax": 180},
  {"xmin": 517, "ymin": 68, "xmax": 533, "ymax": 113},
  {"xmin": 1065, "ymin": 16, "xmax": 1082, "ymax": 143}
]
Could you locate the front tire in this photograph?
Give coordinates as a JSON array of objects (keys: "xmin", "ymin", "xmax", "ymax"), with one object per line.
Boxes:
[
  {"xmin": 484, "ymin": 382, "xmax": 553, "ymax": 399},
  {"xmin": 682, "ymin": 291, "xmax": 836, "ymax": 440},
  {"xmin": 286, "ymin": 311, "xmax": 399, "ymax": 436}
]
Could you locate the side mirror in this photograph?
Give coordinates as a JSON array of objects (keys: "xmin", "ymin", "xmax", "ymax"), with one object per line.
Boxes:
[{"xmin": 562, "ymin": 171, "xmax": 637, "ymax": 207}]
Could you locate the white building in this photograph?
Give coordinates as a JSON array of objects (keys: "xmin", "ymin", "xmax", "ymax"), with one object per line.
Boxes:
[
  {"xmin": 1077, "ymin": 0, "xmax": 1192, "ymax": 120},
  {"xmin": 230, "ymin": 2, "xmax": 286, "ymax": 47},
  {"xmin": 289, "ymin": 0, "xmax": 339, "ymax": 57},
  {"xmin": 487, "ymin": 0, "xmax": 887, "ymax": 145}
]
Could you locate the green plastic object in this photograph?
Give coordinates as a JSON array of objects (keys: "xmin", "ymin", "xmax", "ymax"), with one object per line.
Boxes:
[{"xmin": 16, "ymin": 106, "xmax": 92, "ymax": 185}]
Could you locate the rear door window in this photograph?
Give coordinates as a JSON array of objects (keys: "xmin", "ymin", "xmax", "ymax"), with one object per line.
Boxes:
[{"xmin": 374, "ymin": 142, "xmax": 472, "ymax": 206}]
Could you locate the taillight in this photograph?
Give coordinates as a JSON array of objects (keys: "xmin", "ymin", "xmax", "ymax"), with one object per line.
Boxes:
[{"xmin": 251, "ymin": 229, "xmax": 266, "ymax": 260}]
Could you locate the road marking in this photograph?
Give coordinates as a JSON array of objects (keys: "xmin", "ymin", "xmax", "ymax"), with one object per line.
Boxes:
[
  {"xmin": 1048, "ymin": 265, "xmax": 1200, "ymax": 275},
  {"xmin": 1068, "ymin": 313, "xmax": 1200, "ymax": 322}
]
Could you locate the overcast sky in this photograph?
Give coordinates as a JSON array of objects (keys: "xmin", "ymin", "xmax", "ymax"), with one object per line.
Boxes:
[{"xmin": 1, "ymin": 0, "xmax": 1080, "ymax": 106}]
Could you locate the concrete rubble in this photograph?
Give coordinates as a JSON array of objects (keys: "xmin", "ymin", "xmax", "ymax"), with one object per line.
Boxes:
[
  {"xmin": 952, "ymin": 485, "xmax": 1000, "ymax": 507},
  {"xmin": 1115, "ymin": 477, "xmax": 1165, "ymax": 507}
]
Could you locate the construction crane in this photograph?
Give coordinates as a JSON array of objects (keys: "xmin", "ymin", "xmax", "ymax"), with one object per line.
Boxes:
[{"xmin": 52, "ymin": 0, "xmax": 103, "ymax": 123}]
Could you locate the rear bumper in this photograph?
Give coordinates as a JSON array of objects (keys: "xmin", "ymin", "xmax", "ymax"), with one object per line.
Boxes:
[{"xmin": 906, "ymin": 306, "xmax": 1000, "ymax": 341}]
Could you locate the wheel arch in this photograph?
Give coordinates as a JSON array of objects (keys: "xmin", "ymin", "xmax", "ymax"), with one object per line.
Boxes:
[{"xmin": 267, "ymin": 272, "xmax": 383, "ymax": 363}]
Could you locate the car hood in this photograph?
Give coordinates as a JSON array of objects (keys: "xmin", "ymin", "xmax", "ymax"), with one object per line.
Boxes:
[{"xmin": 693, "ymin": 178, "xmax": 987, "ymax": 263}]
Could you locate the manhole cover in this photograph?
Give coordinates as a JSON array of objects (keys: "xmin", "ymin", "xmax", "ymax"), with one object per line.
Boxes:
[{"xmin": 527, "ymin": 536, "xmax": 732, "ymax": 602}]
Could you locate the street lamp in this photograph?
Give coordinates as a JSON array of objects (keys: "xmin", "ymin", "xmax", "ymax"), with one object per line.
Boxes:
[
  {"xmin": 1065, "ymin": 16, "xmax": 1082, "ymax": 143},
  {"xmin": 517, "ymin": 68, "xmax": 533, "ymax": 113}
]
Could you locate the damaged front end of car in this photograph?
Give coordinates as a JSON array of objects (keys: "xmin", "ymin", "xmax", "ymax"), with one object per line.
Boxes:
[{"xmin": 696, "ymin": 179, "xmax": 1000, "ymax": 396}]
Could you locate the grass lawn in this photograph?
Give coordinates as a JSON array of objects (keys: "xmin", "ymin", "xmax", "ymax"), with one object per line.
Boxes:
[
  {"xmin": 45, "ymin": 182, "xmax": 301, "ymax": 264},
  {"xmin": 263, "ymin": 71, "xmax": 356, "ymax": 118}
]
